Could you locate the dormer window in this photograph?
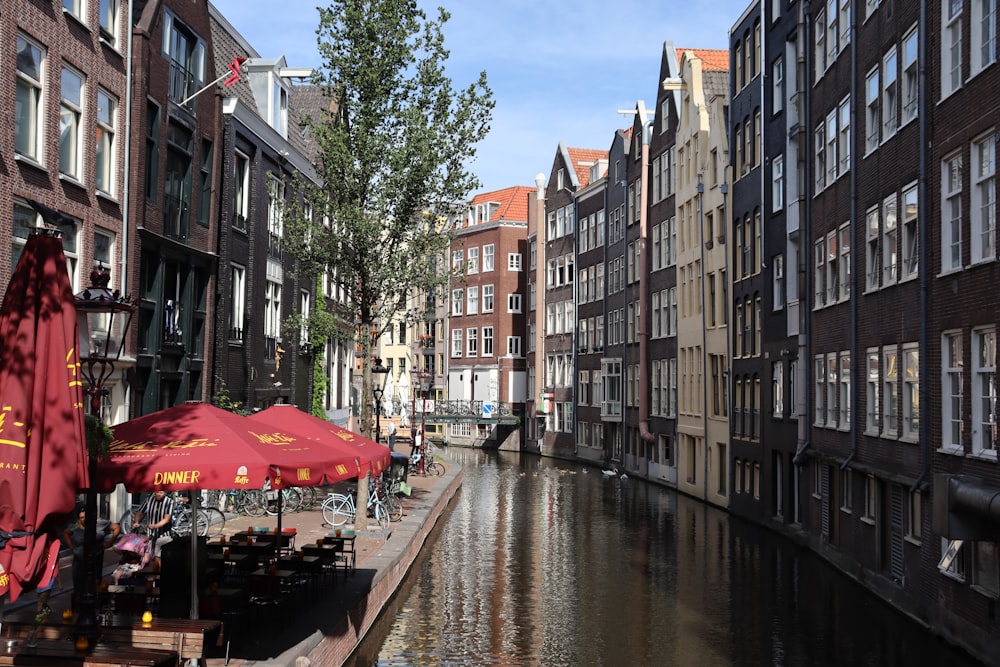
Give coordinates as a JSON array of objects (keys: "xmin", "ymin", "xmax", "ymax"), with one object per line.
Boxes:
[
  {"xmin": 271, "ymin": 76, "xmax": 288, "ymax": 137},
  {"xmin": 557, "ymin": 168, "xmax": 565, "ymax": 190}
]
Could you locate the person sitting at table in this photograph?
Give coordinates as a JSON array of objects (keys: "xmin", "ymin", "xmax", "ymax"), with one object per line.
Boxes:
[
  {"xmin": 132, "ymin": 490, "xmax": 173, "ymax": 559},
  {"xmin": 63, "ymin": 505, "xmax": 121, "ymax": 607}
]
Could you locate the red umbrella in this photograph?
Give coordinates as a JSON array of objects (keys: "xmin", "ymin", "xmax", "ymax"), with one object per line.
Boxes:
[
  {"xmin": 96, "ymin": 402, "xmax": 352, "ymax": 493},
  {"xmin": 0, "ymin": 231, "xmax": 88, "ymax": 602},
  {"xmin": 248, "ymin": 405, "xmax": 391, "ymax": 477}
]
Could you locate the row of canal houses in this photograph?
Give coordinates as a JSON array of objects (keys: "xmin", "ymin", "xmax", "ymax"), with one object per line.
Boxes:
[{"xmin": 509, "ymin": 0, "xmax": 998, "ymax": 663}]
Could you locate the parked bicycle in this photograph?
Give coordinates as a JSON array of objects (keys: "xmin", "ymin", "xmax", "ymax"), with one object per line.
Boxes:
[{"xmin": 321, "ymin": 484, "xmax": 390, "ymax": 530}]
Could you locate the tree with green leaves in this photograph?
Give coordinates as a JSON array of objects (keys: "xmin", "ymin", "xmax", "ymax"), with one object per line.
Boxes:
[{"xmin": 282, "ymin": 0, "xmax": 493, "ymax": 524}]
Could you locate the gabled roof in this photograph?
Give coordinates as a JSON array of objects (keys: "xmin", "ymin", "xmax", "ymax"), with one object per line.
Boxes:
[
  {"xmin": 469, "ymin": 186, "xmax": 535, "ymax": 223},
  {"xmin": 677, "ymin": 48, "xmax": 730, "ymax": 72},
  {"xmin": 566, "ymin": 147, "xmax": 609, "ymax": 188}
]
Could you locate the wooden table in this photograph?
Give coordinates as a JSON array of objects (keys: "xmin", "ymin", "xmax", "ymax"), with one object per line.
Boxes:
[
  {"xmin": 0, "ymin": 638, "xmax": 177, "ymax": 667},
  {"xmin": 1, "ymin": 611, "xmax": 221, "ymax": 663}
]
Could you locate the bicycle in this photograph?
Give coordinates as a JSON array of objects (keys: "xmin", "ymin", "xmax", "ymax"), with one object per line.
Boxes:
[
  {"xmin": 264, "ymin": 487, "xmax": 303, "ymax": 515},
  {"xmin": 410, "ymin": 448, "xmax": 445, "ymax": 476},
  {"xmin": 321, "ymin": 486, "xmax": 390, "ymax": 530}
]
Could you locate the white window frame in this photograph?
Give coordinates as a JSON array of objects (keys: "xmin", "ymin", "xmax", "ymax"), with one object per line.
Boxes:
[
  {"xmin": 483, "ymin": 244, "xmax": 495, "ymax": 272},
  {"xmin": 942, "ymin": 0, "xmax": 963, "ymax": 98},
  {"xmin": 60, "ymin": 65, "xmax": 84, "ymax": 180},
  {"xmin": 972, "ymin": 326, "xmax": 998, "ymax": 457},
  {"xmin": 508, "ymin": 293, "xmax": 522, "ymax": 313},
  {"xmin": 451, "ymin": 328, "xmax": 463, "ymax": 358},
  {"xmin": 264, "ymin": 279, "xmax": 281, "ymax": 339},
  {"xmin": 451, "ymin": 288, "xmax": 463, "ymax": 316},
  {"xmin": 971, "ymin": 132, "xmax": 997, "ymax": 263},
  {"xmin": 96, "ymin": 88, "xmax": 118, "ymax": 196},
  {"xmin": 865, "ymin": 67, "xmax": 880, "ymax": 154},
  {"xmin": 16, "ymin": 33, "xmax": 45, "ymax": 162},
  {"xmin": 840, "ymin": 351, "xmax": 852, "ymax": 429},
  {"xmin": 866, "ymin": 205, "xmax": 881, "ymax": 291},
  {"xmin": 942, "ymin": 331, "xmax": 965, "ymax": 452},
  {"xmin": 942, "ymin": 152, "xmax": 964, "ymax": 273},
  {"xmin": 482, "ymin": 326, "xmax": 494, "ymax": 356},
  {"xmin": 882, "ymin": 47, "xmax": 898, "ymax": 138},
  {"xmin": 773, "ymin": 56, "xmax": 784, "ymax": 113},
  {"xmin": 972, "ymin": 0, "xmax": 997, "ymax": 74},
  {"xmin": 772, "ymin": 154, "xmax": 784, "ymax": 212},
  {"xmin": 466, "ymin": 246, "xmax": 479, "ymax": 274},
  {"xmin": 466, "ymin": 327, "xmax": 478, "ymax": 356},
  {"xmin": 838, "ymin": 96, "xmax": 851, "ymax": 174},
  {"xmin": 482, "ymin": 284, "xmax": 494, "ymax": 313},
  {"xmin": 100, "ymin": 0, "xmax": 121, "ymax": 46},
  {"xmin": 883, "ymin": 193, "xmax": 898, "ymax": 285},
  {"xmin": 901, "ymin": 183, "xmax": 919, "ymax": 280},
  {"xmin": 867, "ymin": 348, "xmax": 881, "ymax": 434},
  {"xmin": 883, "ymin": 346, "xmax": 899, "ymax": 438},
  {"xmin": 230, "ymin": 263, "xmax": 245, "ymax": 341},
  {"xmin": 902, "ymin": 27, "xmax": 919, "ymax": 124},
  {"xmin": 507, "ymin": 336, "xmax": 522, "ymax": 357},
  {"xmin": 902, "ymin": 345, "xmax": 920, "ymax": 441}
]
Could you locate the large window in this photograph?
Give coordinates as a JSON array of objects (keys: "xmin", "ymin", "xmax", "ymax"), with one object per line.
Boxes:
[
  {"xmin": 942, "ymin": 0, "xmax": 963, "ymax": 98},
  {"xmin": 973, "ymin": 327, "xmax": 997, "ymax": 456},
  {"xmin": 902, "ymin": 28, "xmax": 919, "ymax": 123},
  {"xmin": 972, "ymin": 0, "xmax": 997, "ymax": 74},
  {"xmin": 482, "ymin": 327, "xmax": 494, "ymax": 356},
  {"xmin": 483, "ymin": 244, "xmax": 494, "ymax": 272},
  {"xmin": 163, "ymin": 10, "xmax": 206, "ymax": 109},
  {"xmin": 866, "ymin": 205, "xmax": 881, "ymax": 291},
  {"xmin": 60, "ymin": 66, "xmax": 84, "ymax": 180},
  {"xmin": 901, "ymin": 184, "xmax": 919, "ymax": 280},
  {"xmin": 466, "ymin": 328, "xmax": 478, "ymax": 356},
  {"xmin": 450, "ymin": 328, "xmax": 462, "ymax": 357},
  {"xmin": 507, "ymin": 336, "xmax": 522, "ymax": 357},
  {"xmin": 482, "ymin": 284, "xmax": 494, "ymax": 312},
  {"xmin": 264, "ymin": 279, "xmax": 281, "ymax": 353},
  {"xmin": 234, "ymin": 151, "xmax": 249, "ymax": 230},
  {"xmin": 883, "ymin": 346, "xmax": 899, "ymax": 438},
  {"xmin": 972, "ymin": 133, "xmax": 996, "ymax": 263},
  {"xmin": 772, "ymin": 155, "xmax": 784, "ymax": 212},
  {"xmin": 903, "ymin": 346, "xmax": 920, "ymax": 440},
  {"xmin": 266, "ymin": 174, "xmax": 283, "ymax": 257},
  {"xmin": 943, "ymin": 331, "xmax": 965, "ymax": 450},
  {"xmin": 100, "ymin": 0, "xmax": 120, "ymax": 45},
  {"xmin": 230, "ymin": 264, "xmax": 246, "ymax": 341},
  {"xmin": 451, "ymin": 289, "xmax": 463, "ymax": 316},
  {"xmin": 942, "ymin": 153, "xmax": 963, "ymax": 272},
  {"xmin": 16, "ymin": 34, "xmax": 44, "ymax": 160},
  {"xmin": 867, "ymin": 349, "xmax": 881, "ymax": 434},
  {"xmin": 96, "ymin": 89, "xmax": 117, "ymax": 195},
  {"xmin": 466, "ymin": 286, "xmax": 478, "ymax": 315},
  {"xmin": 865, "ymin": 67, "xmax": 880, "ymax": 153},
  {"xmin": 882, "ymin": 47, "xmax": 898, "ymax": 138},
  {"xmin": 840, "ymin": 352, "xmax": 852, "ymax": 428},
  {"xmin": 467, "ymin": 246, "xmax": 479, "ymax": 274}
]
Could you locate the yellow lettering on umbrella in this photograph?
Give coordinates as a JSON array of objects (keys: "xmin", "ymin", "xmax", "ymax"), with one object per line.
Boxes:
[
  {"xmin": 249, "ymin": 431, "xmax": 296, "ymax": 445},
  {"xmin": 153, "ymin": 470, "xmax": 201, "ymax": 485},
  {"xmin": 0, "ymin": 439, "xmax": 26, "ymax": 449},
  {"xmin": 296, "ymin": 468, "xmax": 311, "ymax": 481}
]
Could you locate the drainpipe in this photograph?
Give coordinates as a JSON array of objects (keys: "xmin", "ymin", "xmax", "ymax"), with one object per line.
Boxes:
[
  {"xmin": 794, "ymin": 0, "xmax": 814, "ymax": 467},
  {"xmin": 638, "ymin": 122, "xmax": 656, "ymax": 449},
  {"xmin": 621, "ymin": 176, "xmax": 627, "ymax": 466},
  {"xmin": 573, "ymin": 194, "xmax": 580, "ymax": 456},
  {"xmin": 912, "ymin": 0, "xmax": 930, "ymax": 493},
  {"xmin": 841, "ymin": 0, "xmax": 859, "ymax": 473}
]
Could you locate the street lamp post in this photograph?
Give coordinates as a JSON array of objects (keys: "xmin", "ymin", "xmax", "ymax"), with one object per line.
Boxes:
[
  {"xmin": 74, "ymin": 265, "xmax": 135, "ymax": 644},
  {"xmin": 412, "ymin": 370, "xmax": 430, "ymax": 475},
  {"xmin": 372, "ymin": 357, "xmax": 389, "ymax": 444}
]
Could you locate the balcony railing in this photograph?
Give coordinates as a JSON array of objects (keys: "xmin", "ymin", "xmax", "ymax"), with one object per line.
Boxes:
[
  {"xmin": 229, "ymin": 326, "xmax": 243, "ymax": 343},
  {"xmin": 168, "ymin": 60, "xmax": 197, "ymax": 111},
  {"xmin": 163, "ymin": 194, "xmax": 189, "ymax": 241}
]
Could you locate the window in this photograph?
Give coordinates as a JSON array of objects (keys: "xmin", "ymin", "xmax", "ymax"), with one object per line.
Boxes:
[
  {"xmin": 840, "ymin": 352, "xmax": 852, "ymax": 427},
  {"xmin": 466, "ymin": 328, "xmax": 478, "ymax": 356},
  {"xmin": 814, "ymin": 122, "xmax": 826, "ymax": 190},
  {"xmin": 773, "ymin": 253, "xmax": 785, "ymax": 310},
  {"xmin": 901, "ymin": 184, "xmax": 919, "ymax": 279},
  {"xmin": 270, "ymin": 76, "xmax": 288, "ymax": 136},
  {"xmin": 864, "ymin": 475, "xmax": 878, "ymax": 521},
  {"xmin": 264, "ymin": 279, "xmax": 281, "ymax": 344},
  {"xmin": 451, "ymin": 289, "xmax": 463, "ymax": 316},
  {"xmin": 234, "ymin": 151, "xmax": 249, "ymax": 229},
  {"xmin": 482, "ymin": 284, "xmax": 494, "ymax": 312},
  {"xmin": 450, "ymin": 328, "xmax": 462, "ymax": 357},
  {"xmin": 63, "ymin": 0, "xmax": 83, "ymax": 19},
  {"xmin": 94, "ymin": 228, "xmax": 114, "ymax": 268},
  {"xmin": 882, "ymin": 47, "xmax": 898, "ymax": 137},
  {"xmin": 901, "ymin": 345, "xmax": 920, "ymax": 440},
  {"xmin": 482, "ymin": 326, "xmax": 494, "ymax": 356},
  {"xmin": 773, "ymin": 57, "xmax": 784, "ymax": 113},
  {"xmin": 815, "ymin": 9, "xmax": 827, "ymax": 80},
  {"xmin": 867, "ymin": 349, "xmax": 881, "ymax": 433},
  {"xmin": 943, "ymin": 332, "xmax": 965, "ymax": 450},
  {"xmin": 973, "ymin": 0, "xmax": 997, "ymax": 73},
  {"xmin": 482, "ymin": 244, "xmax": 494, "ymax": 272},
  {"xmin": 883, "ymin": 194, "xmax": 898, "ymax": 285},
  {"xmin": 198, "ymin": 139, "xmax": 212, "ymax": 226},
  {"xmin": 100, "ymin": 0, "xmax": 120, "ymax": 45},
  {"xmin": 452, "ymin": 249, "xmax": 463, "ymax": 270},
  {"xmin": 299, "ymin": 291, "xmax": 310, "ymax": 344},
  {"xmin": 467, "ymin": 247, "xmax": 479, "ymax": 274},
  {"xmin": 825, "ymin": 109, "xmax": 838, "ymax": 184},
  {"xmin": 12, "ymin": 203, "xmax": 36, "ymax": 269},
  {"xmin": 507, "ymin": 336, "xmax": 522, "ymax": 357},
  {"xmin": 943, "ymin": 153, "xmax": 963, "ymax": 272},
  {"xmin": 772, "ymin": 155, "xmax": 784, "ymax": 212},
  {"xmin": 902, "ymin": 28, "xmax": 919, "ymax": 123},
  {"xmin": 972, "ymin": 541, "xmax": 999, "ymax": 596},
  {"xmin": 815, "ymin": 355, "xmax": 826, "ymax": 425},
  {"xmin": 826, "ymin": 2, "xmax": 839, "ymax": 65},
  {"xmin": 464, "ymin": 286, "xmax": 477, "ymax": 315},
  {"xmin": 972, "ymin": 133, "xmax": 997, "ymax": 263},
  {"xmin": 883, "ymin": 346, "xmax": 899, "ymax": 437},
  {"xmin": 839, "ymin": 223, "xmax": 851, "ymax": 299},
  {"xmin": 865, "ymin": 67, "xmax": 880, "ymax": 153},
  {"xmin": 508, "ymin": 293, "xmax": 522, "ymax": 313},
  {"xmin": 814, "ymin": 239, "xmax": 826, "ymax": 308},
  {"xmin": 96, "ymin": 89, "xmax": 117, "ymax": 195},
  {"xmin": 866, "ymin": 205, "xmax": 881, "ymax": 291},
  {"xmin": 942, "ymin": 0, "xmax": 963, "ymax": 97},
  {"xmin": 163, "ymin": 10, "xmax": 206, "ymax": 109},
  {"xmin": 16, "ymin": 34, "xmax": 44, "ymax": 160},
  {"xmin": 266, "ymin": 174, "xmax": 283, "ymax": 256},
  {"xmin": 228, "ymin": 264, "xmax": 245, "ymax": 342},
  {"xmin": 772, "ymin": 361, "xmax": 784, "ymax": 417},
  {"xmin": 60, "ymin": 66, "xmax": 84, "ymax": 180},
  {"xmin": 838, "ymin": 96, "xmax": 851, "ymax": 174},
  {"xmin": 973, "ymin": 327, "xmax": 997, "ymax": 456}
]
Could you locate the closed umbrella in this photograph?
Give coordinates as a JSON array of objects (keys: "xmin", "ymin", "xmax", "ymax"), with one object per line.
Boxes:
[{"xmin": 0, "ymin": 230, "xmax": 88, "ymax": 602}]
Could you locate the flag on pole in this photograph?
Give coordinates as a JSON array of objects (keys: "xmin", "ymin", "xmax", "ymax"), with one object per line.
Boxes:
[{"xmin": 224, "ymin": 57, "xmax": 247, "ymax": 87}]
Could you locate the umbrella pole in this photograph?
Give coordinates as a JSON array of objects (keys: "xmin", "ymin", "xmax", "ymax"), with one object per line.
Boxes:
[
  {"xmin": 190, "ymin": 493, "xmax": 199, "ymax": 620},
  {"xmin": 275, "ymin": 490, "xmax": 283, "ymax": 564}
]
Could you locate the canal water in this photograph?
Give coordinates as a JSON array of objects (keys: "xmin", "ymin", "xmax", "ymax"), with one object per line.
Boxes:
[{"xmin": 346, "ymin": 450, "xmax": 980, "ymax": 667}]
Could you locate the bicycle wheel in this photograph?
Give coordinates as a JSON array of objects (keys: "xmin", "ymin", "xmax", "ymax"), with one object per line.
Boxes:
[
  {"xmin": 170, "ymin": 508, "xmax": 191, "ymax": 538},
  {"xmin": 242, "ymin": 489, "xmax": 267, "ymax": 517},
  {"xmin": 119, "ymin": 508, "xmax": 149, "ymax": 535},
  {"xmin": 385, "ymin": 494, "xmax": 403, "ymax": 522},
  {"xmin": 330, "ymin": 495, "xmax": 355, "ymax": 527},
  {"xmin": 283, "ymin": 488, "xmax": 303, "ymax": 513},
  {"xmin": 321, "ymin": 493, "xmax": 345, "ymax": 525},
  {"xmin": 202, "ymin": 507, "xmax": 225, "ymax": 537},
  {"xmin": 427, "ymin": 461, "xmax": 445, "ymax": 477},
  {"xmin": 369, "ymin": 500, "xmax": 389, "ymax": 530}
]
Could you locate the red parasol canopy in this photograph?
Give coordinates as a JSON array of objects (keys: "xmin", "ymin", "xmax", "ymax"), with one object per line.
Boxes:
[
  {"xmin": 96, "ymin": 402, "xmax": 356, "ymax": 493},
  {"xmin": 248, "ymin": 405, "xmax": 391, "ymax": 477},
  {"xmin": 0, "ymin": 232, "xmax": 88, "ymax": 601}
]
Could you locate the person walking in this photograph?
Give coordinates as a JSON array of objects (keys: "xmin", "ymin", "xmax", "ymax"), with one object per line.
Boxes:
[
  {"xmin": 132, "ymin": 490, "xmax": 173, "ymax": 558},
  {"xmin": 387, "ymin": 420, "xmax": 397, "ymax": 451}
]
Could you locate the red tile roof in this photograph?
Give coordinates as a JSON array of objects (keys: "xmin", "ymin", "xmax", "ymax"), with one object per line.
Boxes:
[
  {"xmin": 469, "ymin": 185, "xmax": 535, "ymax": 223},
  {"xmin": 677, "ymin": 48, "xmax": 730, "ymax": 72},
  {"xmin": 566, "ymin": 147, "xmax": 609, "ymax": 188}
]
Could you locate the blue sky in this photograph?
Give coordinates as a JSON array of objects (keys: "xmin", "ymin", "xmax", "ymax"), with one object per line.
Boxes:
[{"xmin": 210, "ymin": 0, "xmax": 745, "ymax": 195}]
